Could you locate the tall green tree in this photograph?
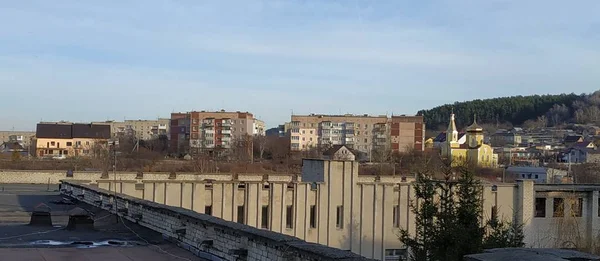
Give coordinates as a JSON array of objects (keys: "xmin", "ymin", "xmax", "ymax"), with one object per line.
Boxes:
[{"xmin": 399, "ymin": 161, "xmax": 524, "ymax": 261}]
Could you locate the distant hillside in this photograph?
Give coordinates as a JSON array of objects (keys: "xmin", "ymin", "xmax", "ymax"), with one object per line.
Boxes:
[{"xmin": 417, "ymin": 92, "xmax": 600, "ymax": 130}]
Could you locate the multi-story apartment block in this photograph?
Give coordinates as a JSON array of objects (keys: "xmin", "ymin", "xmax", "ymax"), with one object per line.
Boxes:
[
  {"xmin": 33, "ymin": 122, "xmax": 111, "ymax": 158},
  {"xmin": 290, "ymin": 114, "xmax": 425, "ymax": 154},
  {"xmin": 170, "ymin": 110, "xmax": 255, "ymax": 155},
  {"xmin": 253, "ymin": 119, "xmax": 266, "ymax": 136},
  {"xmin": 390, "ymin": 115, "xmax": 425, "ymax": 152},
  {"xmin": 93, "ymin": 119, "xmax": 170, "ymax": 140},
  {"xmin": 290, "ymin": 114, "xmax": 388, "ymax": 152}
]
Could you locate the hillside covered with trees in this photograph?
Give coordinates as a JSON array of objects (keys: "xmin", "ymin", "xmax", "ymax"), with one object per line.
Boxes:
[{"xmin": 418, "ymin": 91, "xmax": 600, "ymax": 130}]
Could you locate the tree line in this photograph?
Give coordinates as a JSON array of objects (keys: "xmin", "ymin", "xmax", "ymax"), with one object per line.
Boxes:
[{"xmin": 417, "ymin": 92, "xmax": 600, "ymax": 130}]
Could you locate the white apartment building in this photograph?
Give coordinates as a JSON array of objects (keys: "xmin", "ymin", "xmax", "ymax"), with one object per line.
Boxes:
[{"xmin": 253, "ymin": 119, "xmax": 265, "ymax": 136}]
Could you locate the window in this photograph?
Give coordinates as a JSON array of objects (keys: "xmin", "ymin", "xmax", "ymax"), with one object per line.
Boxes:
[
  {"xmin": 310, "ymin": 205, "xmax": 317, "ymax": 228},
  {"xmin": 263, "ymin": 183, "xmax": 270, "ymax": 190},
  {"xmin": 286, "ymin": 205, "xmax": 294, "ymax": 229},
  {"xmin": 573, "ymin": 198, "xmax": 583, "ymax": 217},
  {"xmin": 261, "ymin": 206, "xmax": 269, "ymax": 229},
  {"xmin": 310, "ymin": 130, "xmax": 313, "ymax": 134},
  {"xmin": 238, "ymin": 183, "xmax": 246, "ymax": 189},
  {"xmin": 364, "ymin": 138, "xmax": 367, "ymax": 143},
  {"xmin": 64, "ymin": 150, "xmax": 68, "ymax": 155},
  {"xmin": 66, "ymin": 142, "xmax": 72, "ymax": 146},
  {"xmin": 205, "ymin": 205, "xmax": 212, "ymax": 216},
  {"xmin": 553, "ymin": 198, "xmax": 564, "ymax": 217},
  {"xmin": 302, "ymin": 130, "xmax": 305, "ymax": 134},
  {"xmin": 535, "ymin": 198, "xmax": 546, "ymax": 218},
  {"xmin": 237, "ymin": 205, "xmax": 245, "ymax": 224},
  {"xmin": 86, "ymin": 141, "xmax": 90, "ymax": 145},
  {"xmin": 385, "ymin": 249, "xmax": 408, "ymax": 261},
  {"xmin": 205, "ymin": 183, "xmax": 213, "ymax": 190},
  {"xmin": 336, "ymin": 205, "xmax": 344, "ymax": 229},
  {"xmin": 393, "ymin": 205, "xmax": 400, "ymax": 228},
  {"xmin": 51, "ymin": 141, "xmax": 55, "ymax": 146}
]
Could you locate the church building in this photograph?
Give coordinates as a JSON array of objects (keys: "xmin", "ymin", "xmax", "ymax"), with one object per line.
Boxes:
[{"xmin": 440, "ymin": 113, "xmax": 498, "ymax": 167}]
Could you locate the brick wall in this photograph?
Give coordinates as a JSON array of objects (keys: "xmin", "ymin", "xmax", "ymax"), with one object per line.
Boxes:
[{"xmin": 61, "ymin": 181, "xmax": 375, "ymax": 261}]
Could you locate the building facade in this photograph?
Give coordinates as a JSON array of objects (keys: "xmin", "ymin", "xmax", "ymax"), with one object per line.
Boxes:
[
  {"xmin": 93, "ymin": 119, "xmax": 169, "ymax": 140},
  {"xmin": 441, "ymin": 113, "xmax": 498, "ymax": 167},
  {"xmin": 253, "ymin": 119, "xmax": 266, "ymax": 136},
  {"xmin": 170, "ymin": 111, "xmax": 255, "ymax": 155},
  {"xmin": 33, "ymin": 122, "xmax": 111, "ymax": 158},
  {"xmin": 290, "ymin": 114, "xmax": 424, "ymax": 155},
  {"xmin": 0, "ymin": 131, "xmax": 35, "ymax": 148},
  {"xmin": 390, "ymin": 115, "xmax": 425, "ymax": 152},
  {"xmin": 95, "ymin": 159, "xmax": 600, "ymax": 261}
]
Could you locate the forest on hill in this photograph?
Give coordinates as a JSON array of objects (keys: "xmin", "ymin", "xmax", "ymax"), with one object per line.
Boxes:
[{"xmin": 418, "ymin": 91, "xmax": 600, "ymax": 131}]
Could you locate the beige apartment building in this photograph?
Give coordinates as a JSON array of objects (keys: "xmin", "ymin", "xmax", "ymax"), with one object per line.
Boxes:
[
  {"xmin": 93, "ymin": 158, "xmax": 599, "ymax": 261},
  {"xmin": 170, "ymin": 110, "xmax": 258, "ymax": 155},
  {"xmin": 253, "ymin": 119, "xmax": 266, "ymax": 136},
  {"xmin": 93, "ymin": 119, "xmax": 170, "ymax": 140},
  {"xmin": 290, "ymin": 114, "xmax": 425, "ymax": 155}
]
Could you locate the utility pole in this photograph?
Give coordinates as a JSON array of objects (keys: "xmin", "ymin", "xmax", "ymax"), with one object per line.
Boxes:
[{"xmin": 112, "ymin": 141, "xmax": 118, "ymax": 223}]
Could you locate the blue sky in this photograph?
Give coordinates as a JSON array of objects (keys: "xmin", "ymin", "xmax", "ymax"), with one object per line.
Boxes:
[{"xmin": 1, "ymin": 0, "xmax": 599, "ymax": 130}]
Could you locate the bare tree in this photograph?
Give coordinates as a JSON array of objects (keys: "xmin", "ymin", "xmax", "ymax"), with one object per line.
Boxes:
[{"xmin": 253, "ymin": 135, "xmax": 268, "ymax": 160}]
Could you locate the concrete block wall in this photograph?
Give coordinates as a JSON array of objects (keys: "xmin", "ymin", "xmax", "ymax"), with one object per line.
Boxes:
[
  {"xmin": 61, "ymin": 181, "xmax": 376, "ymax": 261},
  {"xmin": 0, "ymin": 170, "xmax": 294, "ymax": 185}
]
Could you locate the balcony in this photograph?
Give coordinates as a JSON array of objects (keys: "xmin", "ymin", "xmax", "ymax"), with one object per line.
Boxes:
[{"xmin": 222, "ymin": 129, "xmax": 232, "ymax": 135}]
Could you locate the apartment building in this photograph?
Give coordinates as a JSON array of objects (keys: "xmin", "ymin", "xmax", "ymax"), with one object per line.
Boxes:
[
  {"xmin": 390, "ymin": 115, "xmax": 425, "ymax": 152},
  {"xmin": 33, "ymin": 122, "xmax": 111, "ymax": 158},
  {"xmin": 93, "ymin": 119, "xmax": 169, "ymax": 140},
  {"xmin": 98, "ymin": 158, "xmax": 600, "ymax": 261},
  {"xmin": 290, "ymin": 114, "xmax": 424, "ymax": 154},
  {"xmin": 0, "ymin": 131, "xmax": 35, "ymax": 147},
  {"xmin": 253, "ymin": 119, "xmax": 266, "ymax": 136},
  {"xmin": 170, "ymin": 110, "xmax": 255, "ymax": 155}
]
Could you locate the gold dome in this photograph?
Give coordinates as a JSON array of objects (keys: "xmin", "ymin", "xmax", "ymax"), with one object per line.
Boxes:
[{"xmin": 466, "ymin": 114, "xmax": 483, "ymax": 132}]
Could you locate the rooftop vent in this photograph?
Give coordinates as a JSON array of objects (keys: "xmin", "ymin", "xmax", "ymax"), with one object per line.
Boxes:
[
  {"xmin": 30, "ymin": 203, "xmax": 52, "ymax": 226},
  {"xmin": 67, "ymin": 207, "xmax": 94, "ymax": 231}
]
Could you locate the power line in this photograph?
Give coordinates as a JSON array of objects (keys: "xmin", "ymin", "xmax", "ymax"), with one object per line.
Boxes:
[
  {"xmin": 118, "ymin": 215, "xmax": 192, "ymax": 261},
  {"xmin": 0, "ymin": 226, "xmax": 65, "ymax": 241}
]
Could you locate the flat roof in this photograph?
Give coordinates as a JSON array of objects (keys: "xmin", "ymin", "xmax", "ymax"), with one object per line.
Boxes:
[{"xmin": 0, "ymin": 184, "xmax": 203, "ymax": 261}]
